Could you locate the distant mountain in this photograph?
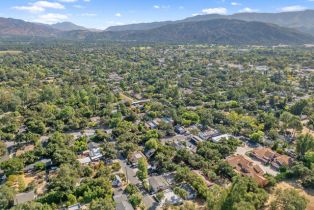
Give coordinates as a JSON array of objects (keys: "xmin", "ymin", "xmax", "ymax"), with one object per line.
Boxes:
[
  {"xmin": 98, "ymin": 19, "xmax": 314, "ymax": 45},
  {"xmin": 50, "ymin": 22, "xmax": 88, "ymax": 31},
  {"xmin": 0, "ymin": 17, "xmax": 313, "ymax": 45},
  {"xmin": 106, "ymin": 10, "xmax": 314, "ymax": 35},
  {"xmin": 0, "ymin": 17, "xmax": 59, "ymax": 37}
]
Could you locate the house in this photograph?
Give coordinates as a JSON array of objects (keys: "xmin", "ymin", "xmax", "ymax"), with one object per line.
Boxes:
[
  {"xmin": 211, "ymin": 134, "xmax": 232, "ymax": 143},
  {"xmin": 271, "ymin": 155, "xmax": 292, "ymax": 170},
  {"xmin": 148, "ymin": 176, "xmax": 169, "ymax": 193},
  {"xmin": 128, "ymin": 151, "xmax": 146, "ymax": 166},
  {"xmin": 160, "ymin": 189, "xmax": 183, "ymax": 206},
  {"xmin": 145, "ymin": 121, "xmax": 158, "ymax": 129},
  {"xmin": 14, "ymin": 191, "xmax": 36, "ymax": 205},
  {"xmin": 198, "ymin": 129, "xmax": 219, "ymax": 140},
  {"xmin": 88, "ymin": 143, "xmax": 103, "ymax": 161},
  {"xmin": 112, "ymin": 175, "xmax": 123, "ymax": 187},
  {"xmin": 179, "ymin": 183, "xmax": 197, "ymax": 200},
  {"xmin": 113, "ymin": 194, "xmax": 134, "ymax": 210},
  {"xmin": 226, "ymin": 155, "xmax": 268, "ymax": 186},
  {"xmin": 78, "ymin": 157, "xmax": 92, "ymax": 165},
  {"xmin": 24, "ymin": 159, "xmax": 52, "ymax": 173},
  {"xmin": 175, "ymin": 125, "xmax": 186, "ymax": 134},
  {"xmin": 250, "ymin": 147, "xmax": 279, "ymax": 164},
  {"xmin": 144, "ymin": 149, "xmax": 156, "ymax": 159},
  {"xmin": 67, "ymin": 203, "xmax": 81, "ymax": 210},
  {"xmin": 190, "ymin": 135, "xmax": 203, "ymax": 145}
]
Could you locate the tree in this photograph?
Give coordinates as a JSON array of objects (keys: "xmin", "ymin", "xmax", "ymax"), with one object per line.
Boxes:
[
  {"xmin": 296, "ymin": 134, "xmax": 314, "ymax": 158},
  {"xmin": 270, "ymin": 189, "xmax": 308, "ymax": 210},
  {"xmin": 136, "ymin": 157, "xmax": 148, "ymax": 180},
  {"xmin": 0, "ymin": 141, "xmax": 6, "ymax": 156},
  {"xmin": 89, "ymin": 197, "xmax": 115, "ymax": 210},
  {"xmin": 250, "ymin": 131, "xmax": 264, "ymax": 143},
  {"xmin": 1, "ymin": 158, "xmax": 24, "ymax": 176},
  {"xmin": 129, "ymin": 193, "xmax": 142, "ymax": 208},
  {"xmin": 145, "ymin": 138, "xmax": 159, "ymax": 150},
  {"xmin": 0, "ymin": 185, "xmax": 15, "ymax": 209}
]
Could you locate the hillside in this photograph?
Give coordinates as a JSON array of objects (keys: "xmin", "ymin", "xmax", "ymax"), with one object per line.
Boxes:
[
  {"xmin": 106, "ymin": 10, "xmax": 314, "ymax": 35},
  {"xmin": 100, "ymin": 19, "xmax": 313, "ymax": 45},
  {"xmin": 50, "ymin": 22, "xmax": 88, "ymax": 32},
  {"xmin": 0, "ymin": 17, "xmax": 59, "ymax": 37}
]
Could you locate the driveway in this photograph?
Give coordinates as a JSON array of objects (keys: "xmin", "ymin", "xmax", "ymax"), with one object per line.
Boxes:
[{"xmin": 119, "ymin": 159, "xmax": 141, "ymax": 185}]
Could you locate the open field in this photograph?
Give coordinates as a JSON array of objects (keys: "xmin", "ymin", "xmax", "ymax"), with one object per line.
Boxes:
[{"xmin": 0, "ymin": 50, "xmax": 22, "ymax": 55}]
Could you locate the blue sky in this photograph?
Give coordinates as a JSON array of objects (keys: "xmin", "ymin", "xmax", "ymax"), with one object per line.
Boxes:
[{"xmin": 1, "ymin": 0, "xmax": 314, "ymax": 29}]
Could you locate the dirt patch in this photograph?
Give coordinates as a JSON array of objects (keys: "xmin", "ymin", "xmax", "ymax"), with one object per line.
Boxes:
[{"xmin": 267, "ymin": 181, "xmax": 314, "ymax": 210}]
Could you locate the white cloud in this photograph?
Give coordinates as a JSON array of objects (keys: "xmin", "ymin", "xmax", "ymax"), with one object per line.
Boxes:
[
  {"xmin": 239, "ymin": 7, "xmax": 259, "ymax": 13},
  {"xmin": 13, "ymin": 1, "xmax": 65, "ymax": 13},
  {"xmin": 35, "ymin": 13, "xmax": 68, "ymax": 24},
  {"xmin": 81, "ymin": 13, "xmax": 97, "ymax": 17},
  {"xmin": 73, "ymin": 5, "xmax": 85, "ymax": 9},
  {"xmin": 83, "ymin": 0, "xmax": 91, "ymax": 2},
  {"xmin": 231, "ymin": 2, "xmax": 241, "ymax": 6},
  {"xmin": 153, "ymin": 5, "xmax": 170, "ymax": 9},
  {"xmin": 280, "ymin": 5, "xmax": 307, "ymax": 12},
  {"xmin": 115, "ymin": 13, "xmax": 122, "ymax": 17},
  {"xmin": 58, "ymin": 0, "xmax": 77, "ymax": 2},
  {"xmin": 201, "ymin": 7, "xmax": 227, "ymax": 15}
]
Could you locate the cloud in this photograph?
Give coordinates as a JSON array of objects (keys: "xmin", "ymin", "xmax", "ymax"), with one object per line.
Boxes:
[
  {"xmin": 35, "ymin": 13, "xmax": 68, "ymax": 24},
  {"xmin": 239, "ymin": 7, "xmax": 259, "ymax": 13},
  {"xmin": 280, "ymin": 5, "xmax": 307, "ymax": 12},
  {"xmin": 231, "ymin": 2, "xmax": 241, "ymax": 6},
  {"xmin": 153, "ymin": 5, "xmax": 170, "ymax": 9},
  {"xmin": 81, "ymin": 13, "xmax": 97, "ymax": 17},
  {"xmin": 201, "ymin": 7, "xmax": 227, "ymax": 15},
  {"xmin": 58, "ymin": 0, "xmax": 77, "ymax": 2},
  {"xmin": 73, "ymin": 5, "xmax": 85, "ymax": 9},
  {"xmin": 83, "ymin": 0, "xmax": 91, "ymax": 2},
  {"xmin": 115, "ymin": 13, "xmax": 122, "ymax": 17},
  {"xmin": 13, "ymin": 1, "xmax": 65, "ymax": 13}
]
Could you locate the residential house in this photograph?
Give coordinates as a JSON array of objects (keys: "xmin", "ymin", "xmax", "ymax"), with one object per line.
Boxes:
[
  {"xmin": 112, "ymin": 175, "xmax": 123, "ymax": 187},
  {"xmin": 144, "ymin": 149, "xmax": 156, "ymax": 159},
  {"xmin": 175, "ymin": 125, "xmax": 186, "ymax": 135},
  {"xmin": 14, "ymin": 191, "xmax": 36, "ymax": 205},
  {"xmin": 250, "ymin": 147, "xmax": 279, "ymax": 164},
  {"xmin": 113, "ymin": 194, "xmax": 134, "ymax": 210},
  {"xmin": 179, "ymin": 183, "xmax": 197, "ymax": 200},
  {"xmin": 190, "ymin": 135, "xmax": 203, "ymax": 145},
  {"xmin": 251, "ymin": 147, "xmax": 293, "ymax": 170},
  {"xmin": 148, "ymin": 176, "xmax": 169, "ymax": 194},
  {"xmin": 211, "ymin": 134, "xmax": 232, "ymax": 143},
  {"xmin": 88, "ymin": 143, "xmax": 103, "ymax": 161},
  {"xmin": 271, "ymin": 155, "xmax": 292, "ymax": 170},
  {"xmin": 160, "ymin": 189, "xmax": 183, "ymax": 206},
  {"xmin": 226, "ymin": 155, "xmax": 268, "ymax": 186},
  {"xmin": 77, "ymin": 157, "xmax": 92, "ymax": 165},
  {"xmin": 128, "ymin": 151, "xmax": 146, "ymax": 167},
  {"xmin": 67, "ymin": 203, "xmax": 81, "ymax": 210}
]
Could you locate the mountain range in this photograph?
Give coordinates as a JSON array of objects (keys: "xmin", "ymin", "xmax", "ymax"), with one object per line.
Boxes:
[
  {"xmin": 1, "ymin": 10, "xmax": 314, "ymax": 45},
  {"xmin": 106, "ymin": 10, "xmax": 314, "ymax": 36}
]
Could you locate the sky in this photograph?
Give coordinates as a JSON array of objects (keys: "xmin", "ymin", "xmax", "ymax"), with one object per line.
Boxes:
[{"xmin": 1, "ymin": 0, "xmax": 314, "ymax": 29}]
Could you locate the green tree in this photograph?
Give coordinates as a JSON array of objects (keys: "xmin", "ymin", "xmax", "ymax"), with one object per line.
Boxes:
[
  {"xmin": 270, "ymin": 189, "xmax": 308, "ymax": 210},
  {"xmin": 0, "ymin": 185, "xmax": 15, "ymax": 209},
  {"xmin": 136, "ymin": 157, "xmax": 148, "ymax": 180},
  {"xmin": 296, "ymin": 134, "xmax": 314, "ymax": 158}
]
